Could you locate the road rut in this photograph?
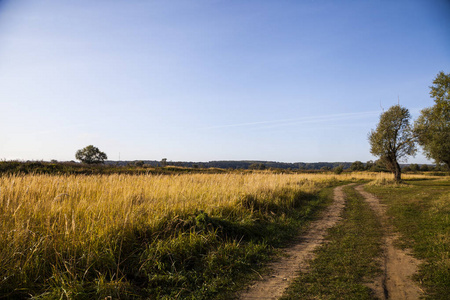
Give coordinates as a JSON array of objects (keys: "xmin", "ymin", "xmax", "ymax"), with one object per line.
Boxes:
[
  {"xmin": 355, "ymin": 185, "xmax": 422, "ymax": 300},
  {"xmin": 238, "ymin": 184, "xmax": 349, "ymax": 300}
]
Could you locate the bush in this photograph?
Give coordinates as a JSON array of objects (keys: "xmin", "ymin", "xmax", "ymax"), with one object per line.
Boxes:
[{"xmin": 333, "ymin": 165, "xmax": 344, "ymax": 175}]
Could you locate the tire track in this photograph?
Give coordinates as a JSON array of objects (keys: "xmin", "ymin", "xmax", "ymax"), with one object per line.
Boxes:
[{"xmin": 354, "ymin": 185, "xmax": 422, "ymax": 300}]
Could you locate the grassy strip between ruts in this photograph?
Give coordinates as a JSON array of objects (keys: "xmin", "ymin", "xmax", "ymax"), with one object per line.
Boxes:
[
  {"xmin": 280, "ymin": 185, "xmax": 383, "ymax": 300},
  {"xmin": 365, "ymin": 179, "xmax": 450, "ymax": 299}
]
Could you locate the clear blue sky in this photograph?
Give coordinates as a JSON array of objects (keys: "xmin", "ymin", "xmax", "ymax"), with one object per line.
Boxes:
[{"xmin": 1, "ymin": 0, "xmax": 449, "ymax": 163}]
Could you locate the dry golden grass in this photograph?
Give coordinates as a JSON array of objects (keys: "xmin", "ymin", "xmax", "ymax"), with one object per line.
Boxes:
[
  {"xmin": 1, "ymin": 173, "xmax": 326, "ymax": 232},
  {"xmin": 0, "ymin": 172, "xmax": 334, "ymax": 297},
  {"xmin": 0, "ymin": 171, "xmax": 438, "ymax": 248},
  {"xmin": 0, "ymin": 171, "xmax": 443, "ymax": 298}
]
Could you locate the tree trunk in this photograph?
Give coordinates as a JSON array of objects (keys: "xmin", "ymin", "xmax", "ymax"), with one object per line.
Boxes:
[{"xmin": 394, "ymin": 161, "xmax": 402, "ymax": 182}]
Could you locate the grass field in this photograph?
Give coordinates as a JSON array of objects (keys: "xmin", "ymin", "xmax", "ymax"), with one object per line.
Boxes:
[
  {"xmin": 365, "ymin": 179, "xmax": 450, "ymax": 299},
  {"xmin": 0, "ymin": 172, "xmax": 340, "ymax": 299},
  {"xmin": 0, "ymin": 172, "xmax": 446, "ymax": 299}
]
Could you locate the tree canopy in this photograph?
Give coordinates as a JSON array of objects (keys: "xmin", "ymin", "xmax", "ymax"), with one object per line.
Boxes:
[
  {"xmin": 350, "ymin": 161, "xmax": 365, "ymax": 171},
  {"xmin": 75, "ymin": 145, "xmax": 108, "ymax": 164},
  {"xmin": 369, "ymin": 105, "xmax": 416, "ymax": 181},
  {"xmin": 414, "ymin": 71, "xmax": 450, "ymax": 168}
]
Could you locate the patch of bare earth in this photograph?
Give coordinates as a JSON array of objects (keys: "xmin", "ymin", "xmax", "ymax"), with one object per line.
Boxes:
[
  {"xmin": 355, "ymin": 185, "xmax": 423, "ymax": 300},
  {"xmin": 238, "ymin": 184, "xmax": 350, "ymax": 300}
]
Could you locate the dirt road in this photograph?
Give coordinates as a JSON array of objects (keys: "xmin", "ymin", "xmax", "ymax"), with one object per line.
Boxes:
[
  {"xmin": 355, "ymin": 185, "xmax": 422, "ymax": 300},
  {"xmin": 239, "ymin": 184, "xmax": 423, "ymax": 300},
  {"xmin": 238, "ymin": 184, "xmax": 349, "ymax": 300}
]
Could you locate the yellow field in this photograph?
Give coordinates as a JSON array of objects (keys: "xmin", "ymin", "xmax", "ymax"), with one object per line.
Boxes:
[
  {"xmin": 0, "ymin": 171, "xmax": 438, "ymax": 248},
  {"xmin": 0, "ymin": 171, "xmax": 444, "ymax": 298},
  {"xmin": 2, "ymin": 173, "xmax": 317, "ymax": 243}
]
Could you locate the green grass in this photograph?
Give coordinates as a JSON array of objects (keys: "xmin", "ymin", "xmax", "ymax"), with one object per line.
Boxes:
[
  {"xmin": 137, "ymin": 186, "xmax": 337, "ymax": 300},
  {"xmin": 365, "ymin": 179, "xmax": 450, "ymax": 299},
  {"xmin": 280, "ymin": 185, "xmax": 383, "ymax": 300}
]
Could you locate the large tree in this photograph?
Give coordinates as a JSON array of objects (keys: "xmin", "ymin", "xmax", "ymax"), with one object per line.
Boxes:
[
  {"xmin": 369, "ymin": 105, "xmax": 417, "ymax": 182},
  {"xmin": 414, "ymin": 71, "xmax": 450, "ymax": 168},
  {"xmin": 75, "ymin": 145, "xmax": 108, "ymax": 164}
]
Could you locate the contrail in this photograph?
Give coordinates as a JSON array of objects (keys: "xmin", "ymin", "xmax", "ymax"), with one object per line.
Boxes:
[{"xmin": 200, "ymin": 110, "xmax": 381, "ymax": 130}]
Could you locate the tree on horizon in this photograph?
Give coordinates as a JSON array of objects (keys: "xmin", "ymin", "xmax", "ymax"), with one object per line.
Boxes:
[{"xmin": 75, "ymin": 145, "xmax": 108, "ymax": 164}]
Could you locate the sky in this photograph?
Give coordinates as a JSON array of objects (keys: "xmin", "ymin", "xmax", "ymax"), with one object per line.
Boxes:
[{"xmin": 0, "ymin": 0, "xmax": 449, "ymax": 163}]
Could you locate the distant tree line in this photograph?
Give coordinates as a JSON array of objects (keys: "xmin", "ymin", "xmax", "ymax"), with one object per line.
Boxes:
[
  {"xmin": 104, "ymin": 159, "xmax": 439, "ymax": 172},
  {"xmin": 0, "ymin": 159, "xmax": 442, "ymax": 176},
  {"xmin": 0, "ymin": 160, "xmax": 228, "ymax": 176},
  {"xmin": 105, "ymin": 160, "xmax": 357, "ymax": 170}
]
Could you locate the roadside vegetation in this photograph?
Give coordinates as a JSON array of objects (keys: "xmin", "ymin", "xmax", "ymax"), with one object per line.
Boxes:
[
  {"xmin": 365, "ymin": 179, "xmax": 450, "ymax": 299},
  {"xmin": 0, "ymin": 173, "xmax": 344, "ymax": 299},
  {"xmin": 280, "ymin": 185, "xmax": 383, "ymax": 300}
]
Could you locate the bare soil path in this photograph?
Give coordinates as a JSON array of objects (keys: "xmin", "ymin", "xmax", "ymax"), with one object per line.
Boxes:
[
  {"xmin": 238, "ymin": 184, "xmax": 349, "ymax": 300},
  {"xmin": 355, "ymin": 185, "xmax": 423, "ymax": 300}
]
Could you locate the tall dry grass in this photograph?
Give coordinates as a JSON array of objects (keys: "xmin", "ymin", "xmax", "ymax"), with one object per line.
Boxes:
[
  {"xmin": 1, "ymin": 173, "xmax": 327, "ymax": 234},
  {"xmin": 0, "ymin": 173, "xmax": 330, "ymax": 297},
  {"xmin": 0, "ymin": 171, "xmax": 441, "ymax": 298}
]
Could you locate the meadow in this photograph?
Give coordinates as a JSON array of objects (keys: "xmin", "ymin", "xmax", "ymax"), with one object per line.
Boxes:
[
  {"xmin": 365, "ymin": 179, "xmax": 450, "ymax": 299},
  {"xmin": 0, "ymin": 171, "xmax": 445, "ymax": 299}
]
